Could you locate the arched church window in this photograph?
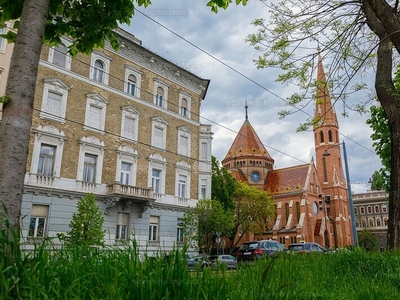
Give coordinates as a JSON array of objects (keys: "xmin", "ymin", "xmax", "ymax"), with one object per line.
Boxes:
[
  {"xmin": 328, "ymin": 130, "xmax": 333, "ymax": 142},
  {"xmin": 320, "ymin": 131, "xmax": 324, "ymax": 143}
]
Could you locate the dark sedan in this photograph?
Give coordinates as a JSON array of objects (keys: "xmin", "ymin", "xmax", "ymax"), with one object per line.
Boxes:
[{"xmin": 236, "ymin": 240, "xmax": 286, "ymax": 263}]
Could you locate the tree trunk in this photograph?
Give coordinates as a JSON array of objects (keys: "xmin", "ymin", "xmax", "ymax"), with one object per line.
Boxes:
[
  {"xmin": 373, "ymin": 34, "xmax": 400, "ymax": 250},
  {"xmin": 0, "ymin": 0, "xmax": 50, "ymax": 229}
]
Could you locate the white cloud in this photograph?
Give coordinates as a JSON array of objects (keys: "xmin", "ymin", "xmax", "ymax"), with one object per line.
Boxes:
[{"xmin": 125, "ymin": 0, "xmax": 381, "ymax": 193}]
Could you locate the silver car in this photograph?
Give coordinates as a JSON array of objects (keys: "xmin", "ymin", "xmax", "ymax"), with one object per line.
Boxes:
[{"xmin": 208, "ymin": 254, "xmax": 237, "ymax": 270}]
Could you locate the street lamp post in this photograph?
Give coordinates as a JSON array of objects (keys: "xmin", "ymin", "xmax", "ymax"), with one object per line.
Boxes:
[{"xmin": 323, "ymin": 141, "xmax": 359, "ymax": 247}]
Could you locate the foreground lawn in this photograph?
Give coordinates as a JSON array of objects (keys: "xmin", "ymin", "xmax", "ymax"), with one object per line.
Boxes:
[{"xmin": 2, "ymin": 242, "xmax": 400, "ymax": 299}]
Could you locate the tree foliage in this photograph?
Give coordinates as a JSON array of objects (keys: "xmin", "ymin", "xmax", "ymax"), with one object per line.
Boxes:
[
  {"xmin": 211, "ymin": 156, "xmax": 237, "ymax": 211},
  {"xmin": 245, "ymin": 0, "xmax": 400, "ymax": 249},
  {"xmin": 358, "ymin": 229, "xmax": 377, "ymax": 251},
  {"xmin": 367, "ymin": 103, "xmax": 391, "ymax": 192},
  {"xmin": 228, "ymin": 181, "xmax": 275, "ymax": 251},
  {"xmin": 366, "ymin": 66, "xmax": 400, "ymax": 192},
  {"xmin": 60, "ymin": 193, "xmax": 105, "ymax": 248},
  {"xmin": 183, "ymin": 199, "xmax": 234, "ymax": 254}
]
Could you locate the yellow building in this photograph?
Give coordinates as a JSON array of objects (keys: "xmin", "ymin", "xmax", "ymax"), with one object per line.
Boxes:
[{"xmin": 17, "ymin": 28, "xmax": 212, "ymax": 254}]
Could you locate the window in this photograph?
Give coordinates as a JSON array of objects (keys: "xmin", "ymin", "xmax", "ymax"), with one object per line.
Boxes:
[
  {"xmin": 320, "ymin": 131, "xmax": 324, "ymax": 143},
  {"xmin": 153, "ymin": 80, "xmax": 168, "ymax": 108},
  {"xmin": 124, "ymin": 66, "xmax": 142, "ymax": 98},
  {"xmin": 37, "ymin": 144, "xmax": 56, "ymax": 176},
  {"xmin": 83, "ymin": 94, "xmax": 108, "ymax": 134},
  {"xmin": 376, "ymin": 218, "xmax": 381, "ymax": 226},
  {"xmin": 179, "ymin": 93, "xmax": 191, "ymax": 118},
  {"xmin": 328, "ymin": 130, "xmax": 333, "ymax": 142},
  {"xmin": 285, "ymin": 203, "xmax": 289, "ymax": 222},
  {"xmin": 30, "ymin": 125, "xmax": 65, "ymax": 178},
  {"xmin": 369, "ymin": 219, "xmax": 374, "ymax": 227},
  {"xmin": 83, "ymin": 154, "xmax": 97, "ymax": 183},
  {"xmin": 155, "ymin": 87, "xmax": 164, "ymax": 107},
  {"xmin": 178, "ymin": 174, "xmax": 187, "ymax": 198},
  {"xmin": 93, "ymin": 60, "xmax": 104, "ymax": 82},
  {"xmin": 152, "ymin": 168, "xmax": 161, "ymax": 194},
  {"xmin": 77, "ymin": 136, "xmax": 105, "ymax": 184},
  {"xmin": 354, "ymin": 207, "xmax": 358, "ymax": 215},
  {"xmin": 120, "ymin": 162, "xmax": 132, "ymax": 185},
  {"xmin": 148, "ymin": 153, "xmax": 167, "ymax": 195},
  {"xmin": 127, "ymin": 74, "xmax": 136, "ymax": 96},
  {"xmin": 149, "ymin": 216, "xmax": 159, "ymax": 241},
  {"xmin": 175, "ymin": 161, "xmax": 191, "ymax": 200},
  {"xmin": 0, "ymin": 26, "xmax": 5, "ymax": 52},
  {"xmin": 48, "ymin": 38, "xmax": 72, "ymax": 69},
  {"xmin": 374, "ymin": 205, "xmax": 380, "ymax": 213},
  {"xmin": 180, "ymin": 98, "xmax": 188, "ymax": 117},
  {"xmin": 89, "ymin": 105, "xmax": 102, "ymax": 128},
  {"xmin": 116, "ymin": 212, "xmax": 129, "ymax": 240},
  {"xmin": 361, "ymin": 219, "xmax": 367, "ymax": 227},
  {"xmin": 28, "ymin": 205, "xmax": 48, "ymax": 238},
  {"xmin": 121, "ymin": 106, "xmax": 140, "ymax": 142},
  {"xmin": 90, "ymin": 51, "xmax": 110, "ymax": 84},
  {"xmin": 116, "ymin": 145, "xmax": 138, "ymax": 186},
  {"xmin": 179, "ymin": 136, "xmax": 189, "ymax": 156},
  {"xmin": 177, "ymin": 126, "xmax": 191, "ymax": 157},
  {"xmin": 367, "ymin": 206, "xmax": 372, "ymax": 214},
  {"xmin": 40, "ymin": 79, "xmax": 70, "ymax": 123},
  {"xmin": 360, "ymin": 207, "xmax": 365, "ymax": 215},
  {"xmin": 382, "ymin": 205, "xmax": 387, "ymax": 213},
  {"xmin": 151, "ymin": 117, "xmax": 168, "ymax": 150},
  {"xmin": 53, "ymin": 43, "xmax": 67, "ymax": 68},
  {"xmin": 177, "ymin": 220, "xmax": 184, "ymax": 242},
  {"xmin": 384, "ymin": 218, "xmax": 388, "ymax": 226},
  {"xmin": 200, "ymin": 178, "xmax": 207, "ymax": 199}
]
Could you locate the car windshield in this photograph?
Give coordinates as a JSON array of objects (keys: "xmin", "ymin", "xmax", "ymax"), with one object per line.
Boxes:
[{"xmin": 239, "ymin": 242, "xmax": 259, "ymax": 250}]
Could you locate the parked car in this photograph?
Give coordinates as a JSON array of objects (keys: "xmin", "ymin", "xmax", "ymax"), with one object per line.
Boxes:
[
  {"xmin": 288, "ymin": 242, "xmax": 327, "ymax": 254},
  {"xmin": 208, "ymin": 255, "xmax": 237, "ymax": 270},
  {"xmin": 186, "ymin": 254, "xmax": 209, "ymax": 270},
  {"xmin": 236, "ymin": 240, "xmax": 286, "ymax": 263}
]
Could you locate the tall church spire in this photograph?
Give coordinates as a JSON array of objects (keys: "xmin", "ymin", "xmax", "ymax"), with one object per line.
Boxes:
[{"xmin": 314, "ymin": 56, "xmax": 338, "ymax": 129}]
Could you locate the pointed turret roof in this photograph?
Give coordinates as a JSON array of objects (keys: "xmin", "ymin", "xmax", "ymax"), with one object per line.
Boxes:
[
  {"xmin": 314, "ymin": 56, "xmax": 338, "ymax": 128},
  {"xmin": 223, "ymin": 118, "xmax": 273, "ymax": 160}
]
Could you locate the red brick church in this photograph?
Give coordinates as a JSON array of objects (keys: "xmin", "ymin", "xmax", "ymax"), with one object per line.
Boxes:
[{"xmin": 221, "ymin": 58, "xmax": 354, "ymax": 249}]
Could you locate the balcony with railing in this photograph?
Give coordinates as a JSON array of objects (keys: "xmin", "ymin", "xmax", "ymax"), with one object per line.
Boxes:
[{"xmin": 107, "ymin": 182, "xmax": 155, "ymax": 201}]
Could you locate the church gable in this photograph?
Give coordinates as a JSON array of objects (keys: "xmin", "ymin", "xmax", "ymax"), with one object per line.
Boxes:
[{"xmin": 265, "ymin": 164, "xmax": 309, "ymax": 195}]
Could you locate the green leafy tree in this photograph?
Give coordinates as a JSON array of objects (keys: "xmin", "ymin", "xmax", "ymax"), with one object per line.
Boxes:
[
  {"xmin": 211, "ymin": 156, "xmax": 237, "ymax": 211},
  {"xmin": 0, "ymin": 0, "xmax": 246, "ymax": 231},
  {"xmin": 228, "ymin": 181, "xmax": 275, "ymax": 252},
  {"xmin": 61, "ymin": 193, "xmax": 105, "ymax": 248},
  {"xmin": 183, "ymin": 199, "xmax": 234, "ymax": 254},
  {"xmin": 365, "ymin": 65, "xmax": 400, "ymax": 192},
  {"xmin": 245, "ymin": 0, "xmax": 400, "ymax": 249},
  {"xmin": 370, "ymin": 170, "xmax": 388, "ymax": 192},
  {"xmin": 358, "ymin": 229, "xmax": 377, "ymax": 251}
]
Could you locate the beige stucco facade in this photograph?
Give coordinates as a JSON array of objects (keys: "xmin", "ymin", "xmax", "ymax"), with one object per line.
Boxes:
[{"xmin": 12, "ymin": 28, "xmax": 213, "ymax": 253}]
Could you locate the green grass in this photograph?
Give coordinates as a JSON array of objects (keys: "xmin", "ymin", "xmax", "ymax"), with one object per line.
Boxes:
[{"xmin": 2, "ymin": 216, "xmax": 400, "ymax": 299}]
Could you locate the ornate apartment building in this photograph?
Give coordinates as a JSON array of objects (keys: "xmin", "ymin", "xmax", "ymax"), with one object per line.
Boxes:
[
  {"xmin": 353, "ymin": 191, "xmax": 388, "ymax": 250},
  {"xmin": 221, "ymin": 58, "xmax": 354, "ymax": 249},
  {"xmin": 2, "ymin": 28, "xmax": 213, "ymax": 253}
]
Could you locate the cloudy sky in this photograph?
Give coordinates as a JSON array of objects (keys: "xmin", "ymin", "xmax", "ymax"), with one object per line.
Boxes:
[{"xmin": 122, "ymin": 0, "xmax": 382, "ymax": 193}]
